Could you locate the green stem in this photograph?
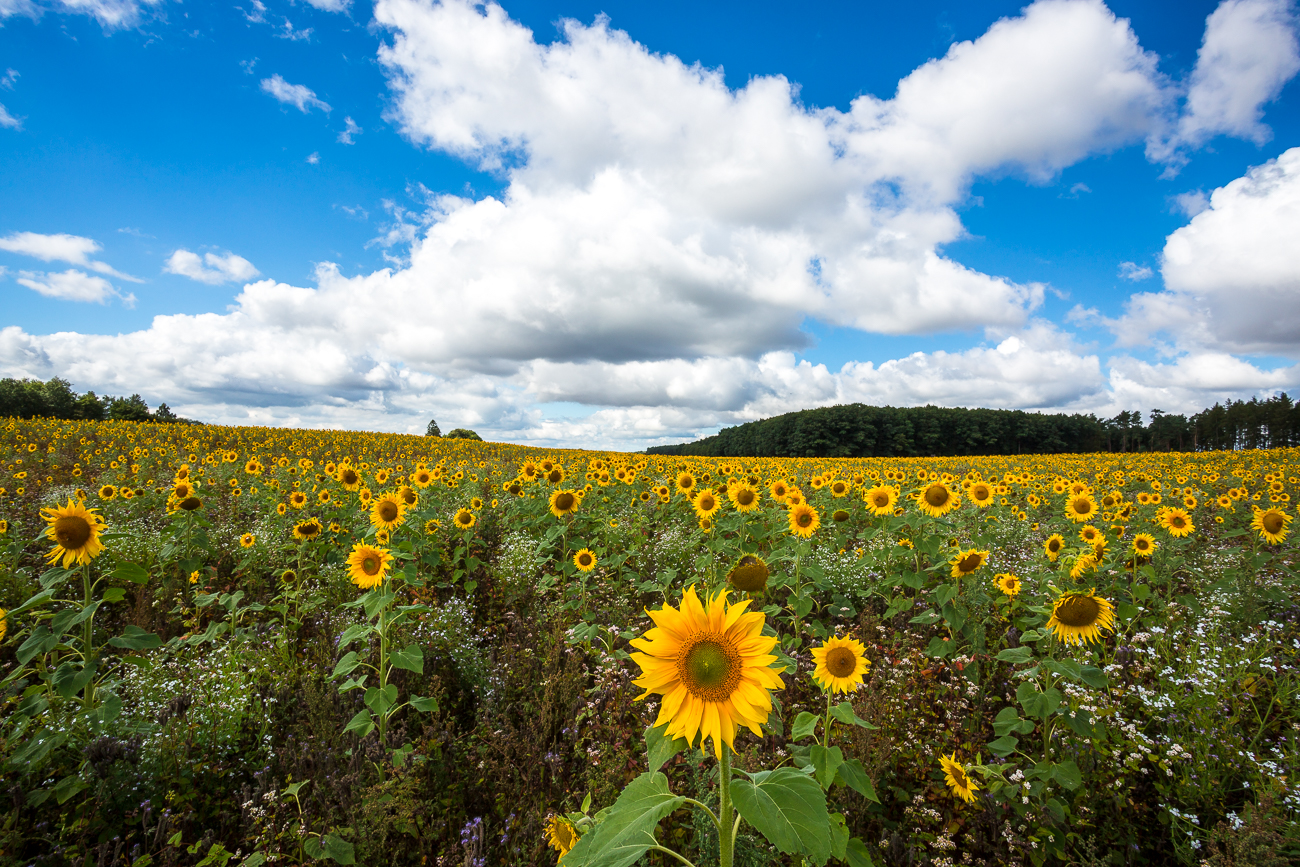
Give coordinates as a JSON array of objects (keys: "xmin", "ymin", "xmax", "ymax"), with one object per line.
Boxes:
[
  {"xmin": 81, "ymin": 563, "xmax": 95, "ymax": 708},
  {"xmin": 718, "ymin": 746, "xmax": 734, "ymax": 867},
  {"xmin": 378, "ymin": 590, "xmax": 390, "ymax": 746},
  {"xmin": 822, "ymin": 691, "xmax": 833, "ymax": 749},
  {"xmin": 648, "ymin": 846, "xmax": 701, "ymax": 867}
]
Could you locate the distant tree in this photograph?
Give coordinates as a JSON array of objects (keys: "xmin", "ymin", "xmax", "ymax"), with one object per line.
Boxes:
[
  {"xmin": 75, "ymin": 391, "xmax": 107, "ymax": 421},
  {"xmin": 153, "ymin": 403, "xmax": 179, "ymax": 422},
  {"xmin": 43, "ymin": 377, "xmax": 78, "ymax": 419},
  {"xmin": 426, "ymin": 419, "xmax": 442, "ymax": 437},
  {"xmin": 108, "ymin": 394, "xmax": 151, "ymax": 422},
  {"xmin": 444, "ymin": 428, "xmax": 482, "ymax": 441},
  {"xmin": 0, "ymin": 378, "xmax": 48, "ymax": 418}
]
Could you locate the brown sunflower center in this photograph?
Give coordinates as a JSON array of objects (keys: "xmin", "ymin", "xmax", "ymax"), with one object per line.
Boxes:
[
  {"xmin": 377, "ymin": 501, "xmax": 399, "ymax": 522},
  {"xmin": 679, "ymin": 636, "xmax": 741, "ymax": 702},
  {"xmin": 832, "ymin": 482, "xmax": 847, "ymax": 495},
  {"xmin": 1170, "ymin": 515, "xmax": 1187, "ymax": 528},
  {"xmin": 300, "ymin": 523, "xmax": 319, "ymax": 537},
  {"xmin": 1135, "ymin": 538, "xmax": 1151, "ymax": 551},
  {"xmin": 735, "ymin": 488, "xmax": 756, "ymax": 507},
  {"xmin": 554, "ymin": 492, "xmax": 575, "ymax": 511},
  {"xmin": 1055, "ymin": 595, "xmax": 1101, "ymax": 628},
  {"xmin": 699, "ymin": 494, "xmax": 716, "ymax": 511},
  {"xmin": 951, "ymin": 766, "xmax": 971, "ymax": 788},
  {"xmin": 924, "ymin": 485, "xmax": 950, "ymax": 507},
  {"xmin": 341, "ymin": 470, "xmax": 358, "ymax": 485},
  {"xmin": 825, "ymin": 646, "xmax": 857, "ymax": 678},
  {"xmin": 972, "ymin": 485, "xmax": 990, "ymax": 501},
  {"xmin": 1048, "ymin": 539, "xmax": 1062, "ymax": 552},
  {"xmin": 401, "ymin": 489, "xmax": 417, "ymax": 505},
  {"xmin": 180, "ymin": 497, "xmax": 202, "ymax": 511},
  {"xmin": 796, "ymin": 510, "xmax": 814, "ymax": 528},
  {"xmin": 456, "ymin": 512, "xmax": 473, "ymax": 526},
  {"xmin": 1263, "ymin": 512, "xmax": 1286, "ymax": 534},
  {"xmin": 832, "ymin": 510, "xmax": 850, "ymax": 522},
  {"xmin": 1071, "ymin": 499, "xmax": 1092, "ymax": 514},
  {"xmin": 578, "ymin": 553, "xmax": 593, "ymax": 567},
  {"xmin": 547, "ymin": 469, "xmax": 563, "ymax": 484},
  {"xmin": 957, "ymin": 553, "xmax": 982, "ymax": 573},
  {"xmin": 54, "ymin": 515, "xmax": 92, "ymax": 549}
]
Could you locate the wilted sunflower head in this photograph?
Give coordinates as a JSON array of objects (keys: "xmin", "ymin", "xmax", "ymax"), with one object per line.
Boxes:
[{"xmin": 728, "ymin": 554, "xmax": 770, "ymax": 593}]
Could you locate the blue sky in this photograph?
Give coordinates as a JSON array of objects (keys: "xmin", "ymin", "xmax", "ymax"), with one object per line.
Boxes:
[{"xmin": 1, "ymin": 0, "xmax": 1298, "ymax": 448}]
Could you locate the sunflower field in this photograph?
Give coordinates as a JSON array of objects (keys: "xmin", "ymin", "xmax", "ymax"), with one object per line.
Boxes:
[{"xmin": 1, "ymin": 417, "xmax": 1298, "ymax": 866}]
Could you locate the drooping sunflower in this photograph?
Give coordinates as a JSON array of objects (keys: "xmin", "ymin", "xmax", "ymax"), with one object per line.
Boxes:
[
  {"xmin": 453, "ymin": 507, "xmax": 476, "ymax": 530},
  {"xmin": 863, "ymin": 485, "xmax": 898, "ymax": 516},
  {"xmin": 630, "ymin": 586, "xmax": 784, "ymax": 757},
  {"xmin": 949, "ymin": 548, "xmax": 989, "ymax": 579},
  {"xmin": 1046, "ymin": 589, "xmax": 1116, "ymax": 646},
  {"xmin": 692, "ymin": 488, "xmax": 722, "ymax": 520},
  {"xmin": 573, "ymin": 548, "xmax": 597, "ymax": 572},
  {"xmin": 1044, "ymin": 534, "xmax": 1065, "ymax": 562},
  {"xmin": 967, "ymin": 482, "xmax": 994, "ymax": 508},
  {"xmin": 280, "ymin": 568, "xmax": 297, "ymax": 583},
  {"xmin": 939, "ymin": 753, "xmax": 980, "ymax": 804},
  {"xmin": 549, "ymin": 488, "xmax": 580, "ymax": 519},
  {"xmin": 788, "ymin": 503, "xmax": 821, "ymax": 538},
  {"xmin": 240, "ymin": 532, "xmax": 256, "ymax": 548},
  {"xmin": 1065, "ymin": 494, "xmax": 1099, "ymax": 523},
  {"xmin": 1131, "ymin": 533, "xmax": 1157, "ymax": 557},
  {"xmin": 994, "ymin": 573, "xmax": 1020, "ymax": 596},
  {"xmin": 544, "ymin": 815, "xmax": 578, "ymax": 859},
  {"xmin": 370, "ymin": 493, "xmax": 405, "ymax": 530},
  {"xmin": 1069, "ymin": 552, "xmax": 1097, "ymax": 580},
  {"xmin": 293, "ymin": 518, "xmax": 323, "ymax": 541},
  {"xmin": 424, "ymin": 518, "xmax": 441, "ymax": 535},
  {"xmin": 917, "ymin": 482, "xmax": 959, "ymax": 517},
  {"xmin": 810, "ymin": 635, "xmax": 870, "ymax": 694},
  {"xmin": 1159, "ymin": 508, "xmax": 1194, "ymax": 538},
  {"xmin": 831, "ymin": 509, "xmax": 850, "ymax": 523},
  {"xmin": 727, "ymin": 554, "xmax": 770, "ymax": 593},
  {"xmin": 42, "ymin": 498, "xmax": 107, "ymax": 568},
  {"xmin": 346, "ymin": 543, "xmax": 392, "ymax": 590},
  {"xmin": 1251, "ymin": 507, "xmax": 1292, "ymax": 544}
]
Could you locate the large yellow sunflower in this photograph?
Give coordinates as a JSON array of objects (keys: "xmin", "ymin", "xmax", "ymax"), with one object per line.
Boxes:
[
  {"xmin": 863, "ymin": 485, "xmax": 898, "ymax": 516},
  {"xmin": 917, "ymin": 482, "xmax": 959, "ymax": 517},
  {"xmin": 692, "ymin": 488, "xmax": 722, "ymax": 520},
  {"xmin": 347, "ymin": 543, "xmax": 392, "ymax": 589},
  {"xmin": 549, "ymin": 488, "xmax": 580, "ymax": 519},
  {"xmin": 788, "ymin": 503, "xmax": 821, "ymax": 538},
  {"xmin": 370, "ymin": 493, "xmax": 405, "ymax": 530},
  {"xmin": 1064, "ymin": 494, "xmax": 1099, "ymax": 523},
  {"xmin": 1251, "ymin": 507, "xmax": 1292, "ymax": 544},
  {"xmin": 453, "ymin": 507, "xmax": 476, "ymax": 530},
  {"xmin": 810, "ymin": 635, "xmax": 870, "ymax": 693},
  {"xmin": 729, "ymin": 483, "xmax": 760, "ymax": 513},
  {"xmin": 939, "ymin": 753, "xmax": 980, "ymax": 804},
  {"xmin": 629, "ymin": 586, "xmax": 785, "ymax": 758},
  {"xmin": 949, "ymin": 548, "xmax": 989, "ymax": 579},
  {"xmin": 967, "ymin": 482, "xmax": 995, "ymax": 508},
  {"xmin": 42, "ymin": 498, "xmax": 107, "ymax": 568},
  {"xmin": 1159, "ymin": 508, "xmax": 1194, "ymax": 538},
  {"xmin": 1046, "ymin": 590, "xmax": 1116, "ymax": 646}
]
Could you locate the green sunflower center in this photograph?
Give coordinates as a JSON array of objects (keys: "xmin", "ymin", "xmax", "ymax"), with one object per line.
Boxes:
[
  {"xmin": 680, "ymin": 637, "xmax": 741, "ymax": 702},
  {"xmin": 362, "ymin": 556, "xmax": 380, "ymax": 575},
  {"xmin": 729, "ymin": 556, "xmax": 769, "ymax": 592},
  {"xmin": 796, "ymin": 511, "xmax": 814, "ymax": 528},
  {"xmin": 1055, "ymin": 595, "xmax": 1101, "ymax": 628},
  {"xmin": 735, "ymin": 489, "xmax": 755, "ymax": 507},
  {"xmin": 180, "ymin": 497, "xmax": 202, "ymax": 511},
  {"xmin": 825, "ymin": 646, "xmax": 857, "ymax": 678},
  {"xmin": 1071, "ymin": 499, "xmax": 1091, "ymax": 514},
  {"xmin": 54, "ymin": 515, "xmax": 92, "ymax": 549}
]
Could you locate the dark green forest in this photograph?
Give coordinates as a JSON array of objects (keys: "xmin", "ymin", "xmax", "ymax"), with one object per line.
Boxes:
[
  {"xmin": 647, "ymin": 396, "xmax": 1300, "ymax": 457},
  {"xmin": 0, "ymin": 377, "xmax": 198, "ymax": 424}
]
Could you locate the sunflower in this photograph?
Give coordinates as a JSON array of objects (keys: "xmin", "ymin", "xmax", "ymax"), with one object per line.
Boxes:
[
  {"xmin": 994, "ymin": 573, "xmax": 1020, "ymax": 596},
  {"xmin": 1131, "ymin": 533, "xmax": 1157, "ymax": 557},
  {"xmin": 811, "ymin": 635, "xmax": 870, "ymax": 693},
  {"xmin": 829, "ymin": 479, "xmax": 851, "ymax": 498},
  {"xmin": 629, "ymin": 586, "xmax": 784, "ymax": 757},
  {"xmin": 727, "ymin": 555, "xmax": 770, "ymax": 593},
  {"xmin": 1069, "ymin": 552, "xmax": 1097, "ymax": 580},
  {"xmin": 240, "ymin": 532, "xmax": 256, "ymax": 548},
  {"xmin": 917, "ymin": 482, "xmax": 959, "ymax": 517},
  {"xmin": 411, "ymin": 468, "xmax": 433, "ymax": 488},
  {"xmin": 1046, "ymin": 590, "xmax": 1116, "ymax": 645},
  {"xmin": 347, "ymin": 543, "xmax": 392, "ymax": 590},
  {"xmin": 424, "ymin": 519, "xmax": 441, "ymax": 535},
  {"xmin": 544, "ymin": 815, "xmax": 578, "ymax": 858},
  {"xmin": 1251, "ymin": 507, "xmax": 1292, "ymax": 544},
  {"xmin": 1078, "ymin": 525, "xmax": 1103, "ymax": 545},
  {"xmin": 967, "ymin": 482, "xmax": 994, "ymax": 508},
  {"xmin": 832, "ymin": 509, "xmax": 850, "ymax": 523},
  {"xmin": 289, "ymin": 490, "xmax": 308, "ymax": 510},
  {"xmin": 769, "ymin": 480, "xmax": 790, "ymax": 502},
  {"xmin": 470, "ymin": 496, "xmax": 483, "ymax": 510},
  {"xmin": 729, "ymin": 484, "xmax": 760, "ymax": 513},
  {"xmin": 337, "ymin": 464, "xmax": 362, "ymax": 491},
  {"xmin": 317, "ymin": 490, "xmax": 332, "ymax": 504},
  {"xmin": 573, "ymin": 548, "xmax": 597, "ymax": 572},
  {"xmin": 453, "ymin": 508, "xmax": 476, "ymax": 530},
  {"xmin": 1044, "ymin": 534, "xmax": 1065, "ymax": 562},
  {"xmin": 276, "ymin": 502, "xmax": 288, "ymax": 516},
  {"xmin": 863, "ymin": 485, "xmax": 898, "ymax": 516},
  {"xmin": 98, "ymin": 484, "xmax": 117, "ymax": 500},
  {"xmin": 675, "ymin": 471, "xmax": 696, "ymax": 496},
  {"xmin": 520, "ymin": 462, "xmax": 539, "ymax": 482},
  {"xmin": 1065, "ymin": 494, "xmax": 1098, "ymax": 522},
  {"xmin": 788, "ymin": 503, "xmax": 820, "ymax": 538},
  {"xmin": 42, "ymin": 498, "xmax": 107, "ymax": 568},
  {"xmin": 692, "ymin": 488, "xmax": 722, "ymax": 520},
  {"xmin": 949, "ymin": 548, "xmax": 989, "ymax": 578},
  {"xmin": 370, "ymin": 493, "xmax": 405, "ymax": 530},
  {"xmin": 549, "ymin": 489, "xmax": 580, "ymax": 519},
  {"xmin": 0, "ymin": 607, "xmax": 6, "ymax": 644},
  {"xmin": 293, "ymin": 518, "xmax": 323, "ymax": 541},
  {"xmin": 1159, "ymin": 508, "xmax": 1194, "ymax": 538},
  {"xmin": 939, "ymin": 753, "xmax": 980, "ymax": 804}
]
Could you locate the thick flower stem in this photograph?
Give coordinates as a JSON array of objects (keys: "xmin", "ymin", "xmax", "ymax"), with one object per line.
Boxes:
[
  {"xmin": 822, "ymin": 691, "xmax": 833, "ymax": 748},
  {"xmin": 81, "ymin": 564, "xmax": 96, "ymax": 708},
  {"xmin": 718, "ymin": 746, "xmax": 734, "ymax": 867}
]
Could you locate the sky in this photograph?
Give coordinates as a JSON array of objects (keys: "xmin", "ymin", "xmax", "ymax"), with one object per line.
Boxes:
[{"xmin": 1, "ymin": 0, "xmax": 1298, "ymax": 450}]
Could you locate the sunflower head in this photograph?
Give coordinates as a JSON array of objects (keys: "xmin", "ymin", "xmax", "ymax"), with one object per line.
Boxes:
[
  {"xmin": 788, "ymin": 503, "xmax": 820, "ymax": 538},
  {"xmin": 453, "ymin": 507, "xmax": 476, "ymax": 530},
  {"xmin": 730, "ymin": 484, "xmax": 759, "ymax": 512},
  {"xmin": 293, "ymin": 518, "xmax": 323, "ymax": 541},
  {"xmin": 549, "ymin": 489, "xmax": 580, "ymax": 519},
  {"xmin": 994, "ymin": 573, "xmax": 1020, "ymax": 596},
  {"xmin": 1044, "ymin": 534, "xmax": 1065, "ymax": 561},
  {"xmin": 42, "ymin": 498, "xmax": 107, "ymax": 568},
  {"xmin": 727, "ymin": 554, "xmax": 770, "ymax": 593},
  {"xmin": 544, "ymin": 815, "xmax": 579, "ymax": 858},
  {"xmin": 347, "ymin": 543, "xmax": 392, "ymax": 590},
  {"xmin": 949, "ymin": 548, "xmax": 989, "ymax": 578},
  {"xmin": 693, "ymin": 488, "xmax": 721, "ymax": 519},
  {"xmin": 370, "ymin": 494, "xmax": 405, "ymax": 530},
  {"xmin": 1252, "ymin": 507, "xmax": 1291, "ymax": 544},
  {"xmin": 573, "ymin": 548, "xmax": 597, "ymax": 572},
  {"xmin": 1047, "ymin": 590, "xmax": 1117, "ymax": 646},
  {"xmin": 918, "ymin": 482, "xmax": 958, "ymax": 517},
  {"xmin": 240, "ymin": 532, "xmax": 256, "ymax": 548},
  {"xmin": 1131, "ymin": 533, "xmax": 1157, "ymax": 557},
  {"xmin": 1066, "ymin": 494, "xmax": 1098, "ymax": 522},
  {"xmin": 831, "ymin": 509, "xmax": 850, "ymax": 523},
  {"xmin": 939, "ymin": 753, "xmax": 980, "ymax": 804},
  {"xmin": 811, "ymin": 635, "xmax": 869, "ymax": 694}
]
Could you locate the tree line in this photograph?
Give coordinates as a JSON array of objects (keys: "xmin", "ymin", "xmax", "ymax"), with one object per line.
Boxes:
[
  {"xmin": 646, "ymin": 395, "xmax": 1300, "ymax": 458},
  {"xmin": 0, "ymin": 377, "xmax": 200, "ymax": 424}
]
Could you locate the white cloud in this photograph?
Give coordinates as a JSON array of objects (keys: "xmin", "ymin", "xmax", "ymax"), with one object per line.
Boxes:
[
  {"xmin": 303, "ymin": 0, "xmax": 349, "ymax": 11},
  {"xmin": 0, "ymin": 231, "xmax": 140, "ymax": 280},
  {"xmin": 1171, "ymin": 189, "xmax": 1210, "ymax": 217},
  {"xmin": 163, "ymin": 249, "xmax": 260, "ymax": 285},
  {"xmin": 1118, "ymin": 261, "xmax": 1153, "ymax": 281},
  {"xmin": 306, "ymin": 151, "xmax": 320, "ymax": 164},
  {"xmin": 241, "ymin": 1, "xmax": 264, "ymax": 23},
  {"xmin": 1175, "ymin": 0, "xmax": 1300, "ymax": 148},
  {"xmin": 337, "ymin": 116, "xmax": 361, "ymax": 144},
  {"xmin": 1, "ymin": 0, "xmax": 169, "ymax": 29},
  {"xmin": 1, "ymin": 69, "xmax": 17, "ymax": 89},
  {"xmin": 16, "ymin": 269, "xmax": 126, "ymax": 304},
  {"xmin": 260, "ymin": 74, "xmax": 331, "ymax": 113},
  {"xmin": 277, "ymin": 18, "xmax": 312, "ymax": 41},
  {"xmin": 0, "ymin": 103, "xmax": 18, "ymax": 129}
]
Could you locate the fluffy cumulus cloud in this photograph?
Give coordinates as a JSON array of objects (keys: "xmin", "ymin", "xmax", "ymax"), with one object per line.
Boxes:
[
  {"xmin": 0, "ymin": 231, "xmax": 139, "ymax": 280},
  {"xmin": 8, "ymin": 0, "xmax": 1300, "ymax": 446},
  {"xmin": 163, "ymin": 249, "xmax": 261, "ymax": 285},
  {"xmin": 15, "ymin": 269, "xmax": 134, "ymax": 306}
]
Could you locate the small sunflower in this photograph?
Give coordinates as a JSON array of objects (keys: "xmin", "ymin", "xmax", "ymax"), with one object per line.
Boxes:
[
  {"xmin": 994, "ymin": 573, "xmax": 1020, "ymax": 596},
  {"xmin": 1078, "ymin": 525, "xmax": 1102, "ymax": 544},
  {"xmin": 828, "ymin": 479, "xmax": 851, "ymax": 498},
  {"xmin": 239, "ymin": 532, "xmax": 256, "ymax": 548},
  {"xmin": 280, "ymin": 568, "xmax": 297, "ymax": 583},
  {"xmin": 674, "ymin": 471, "xmax": 696, "ymax": 495},
  {"xmin": 692, "ymin": 488, "xmax": 722, "ymax": 520},
  {"xmin": 863, "ymin": 485, "xmax": 898, "ymax": 516},
  {"xmin": 810, "ymin": 635, "xmax": 870, "ymax": 694},
  {"xmin": 289, "ymin": 490, "xmax": 309, "ymax": 510},
  {"xmin": 1131, "ymin": 533, "xmax": 1157, "ymax": 557},
  {"xmin": 1251, "ymin": 507, "xmax": 1291, "ymax": 544},
  {"xmin": 453, "ymin": 507, "xmax": 476, "ymax": 530},
  {"xmin": 98, "ymin": 484, "xmax": 117, "ymax": 500},
  {"xmin": 549, "ymin": 489, "xmax": 580, "ymax": 519},
  {"xmin": 727, "ymin": 554, "xmax": 770, "ymax": 593},
  {"xmin": 544, "ymin": 815, "xmax": 578, "ymax": 859},
  {"xmin": 293, "ymin": 518, "xmax": 323, "ymax": 541},
  {"xmin": 337, "ymin": 464, "xmax": 362, "ymax": 491},
  {"xmin": 1046, "ymin": 589, "xmax": 1117, "ymax": 646},
  {"xmin": 573, "ymin": 548, "xmax": 597, "ymax": 572},
  {"xmin": 939, "ymin": 753, "xmax": 980, "ymax": 804},
  {"xmin": 917, "ymin": 482, "xmax": 959, "ymax": 517},
  {"xmin": 1044, "ymin": 534, "xmax": 1065, "ymax": 562},
  {"xmin": 370, "ymin": 493, "xmax": 405, "ymax": 530},
  {"xmin": 1159, "ymin": 508, "xmax": 1194, "ymax": 538},
  {"xmin": 347, "ymin": 543, "xmax": 392, "ymax": 590},
  {"xmin": 424, "ymin": 518, "xmax": 441, "ymax": 535},
  {"xmin": 42, "ymin": 498, "xmax": 107, "ymax": 568},
  {"xmin": 788, "ymin": 503, "xmax": 821, "ymax": 538},
  {"xmin": 949, "ymin": 548, "xmax": 989, "ymax": 579},
  {"xmin": 967, "ymin": 482, "xmax": 995, "ymax": 508}
]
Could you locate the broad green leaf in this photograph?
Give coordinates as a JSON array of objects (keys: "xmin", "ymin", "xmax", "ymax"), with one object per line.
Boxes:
[
  {"xmin": 283, "ymin": 781, "xmax": 309, "ymax": 797},
  {"xmin": 925, "ymin": 637, "xmax": 956, "ymax": 659},
  {"xmin": 1016, "ymin": 682, "xmax": 1062, "ymax": 720},
  {"xmin": 336, "ymin": 625, "xmax": 373, "ymax": 649},
  {"xmin": 319, "ymin": 834, "xmax": 355, "ymax": 865},
  {"xmin": 731, "ymin": 767, "xmax": 832, "ymax": 865},
  {"xmin": 331, "ymin": 652, "xmax": 361, "ymax": 680},
  {"xmin": 114, "ymin": 562, "xmax": 150, "ymax": 584},
  {"xmin": 829, "ymin": 811, "xmax": 849, "ymax": 861},
  {"xmin": 908, "ymin": 610, "xmax": 942, "ymax": 626},
  {"xmin": 8, "ymin": 727, "xmax": 64, "ymax": 768},
  {"xmin": 339, "ymin": 676, "xmax": 367, "ymax": 693},
  {"xmin": 987, "ymin": 735, "xmax": 1019, "ymax": 757},
  {"xmin": 18, "ymin": 626, "xmax": 59, "ymax": 665},
  {"xmin": 644, "ymin": 723, "xmax": 687, "ymax": 774},
  {"xmin": 389, "ymin": 644, "xmax": 423, "ymax": 674},
  {"xmin": 810, "ymin": 745, "xmax": 844, "ymax": 790},
  {"xmin": 239, "ymin": 854, "xmax": 267, "ymax": 867},
  {"xmin": 99, "ymin": 691, "xmax": 123, "ymax": 725},
  {"xmin": 829, "ymin": 701, "xmax": 876, "ymax": 729},
  {"xmin": 992, "ymin": 706, "xmax": 1034, "ymax": 736},
  {"xmin": 410, "ymin": 695, "xmax": 439, "ymax": 713},
  {"xmin": 343, "ymin": 708, "xmax": 375, "ymax": 737},
  {"xmin": 52, "ymin": 659, "xmax": 96, "ymax": 700},
  {"xmin": 791, "ymin": 711, "xmax": 820, "ymax": 743},
  {"xmin": 931, "ymin": 584, "xmax": 959, "ymax": 608},
  {"xmin": 1017, "ymin": 628, "xmax": 1044, "ymax": 643},
  {"xmin": 846, "ymin": 837, "xmax": 877, "ymax": 867},
  {"xmin": 833, "ymin": 758, "xmax": 879, "ymax": 803},
  {"xmin": 108, "ymin": 626, "xmax": 162, "ymax": 650},
  {"xmin": 364, "ymin": 684, "xmax": 399, "ymax": 716},
  {"xmin": 53, "ymin": 773, "xmax": 89, "ymax": 805},
  {"xmin": 1064, "ymin": 708, "xmax": 1094, "ymax": 738},
  {"xmin": 1051, "ymin": 760, "xmax": 1082, "ymax": 790},
  {"xmin": 8, "ymin": 588, "xmax": 56, "ymax": 617},
  {"xmin": 562, "ymin": 772, "xmax": 686, "ymax": 867},
  {"xmin": 996, "ymin": 646, "xmax": 1034, "ymax": 664},
  {"xmin": 102, "ymin": 587, "xmax": 128, "ymax": 604}
]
